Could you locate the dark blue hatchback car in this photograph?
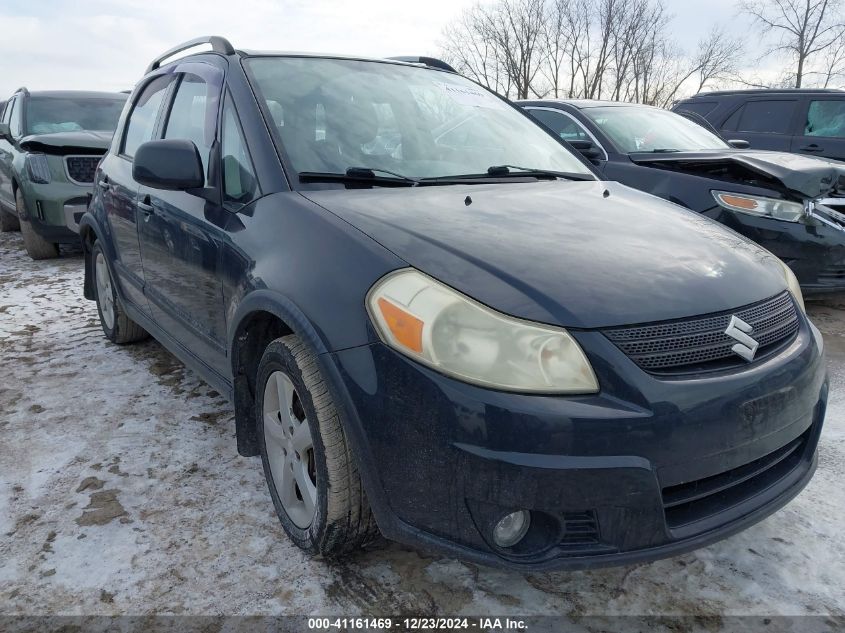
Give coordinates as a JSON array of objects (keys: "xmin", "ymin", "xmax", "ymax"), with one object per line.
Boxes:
[{"xmin": 81, "ymin": 37, "xmax": 827, "ymax": 571}]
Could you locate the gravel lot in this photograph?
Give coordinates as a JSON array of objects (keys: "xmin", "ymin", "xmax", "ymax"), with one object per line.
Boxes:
[{"xmin": 1, "ymin": 229, "xmax": 844, "ymax": 620}]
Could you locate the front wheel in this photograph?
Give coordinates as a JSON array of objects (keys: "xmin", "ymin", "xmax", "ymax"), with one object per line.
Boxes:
[
  {"xmin": 256, "ymin": 334, "xmax": 379, "ymax": 556},
  {"xmin": 17, "ymin": 190, "xmax": 58, "ymax": 260}
]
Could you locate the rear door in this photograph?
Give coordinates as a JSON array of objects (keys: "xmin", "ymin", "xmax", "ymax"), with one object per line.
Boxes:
[
  {"xmin": 101, "ymin": 75, "xmax": 173, "ymax": 314},
  {"xmin": 137, "ymin": 61, "xmax": 230, "ymax": 377},
  {"xmin": 791, "ymin": 97, "xmax": 845, "ymax": 162},
  {"xmin": 718, "ymin": 98, "xmax": 799, "ymax": 151}
]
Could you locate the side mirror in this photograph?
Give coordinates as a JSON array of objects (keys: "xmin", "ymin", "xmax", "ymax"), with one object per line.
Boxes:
[
  {"xmin": 133, "ymin": 139, "xmax": 205, "ymax": 191},
  {"xmin": 0, "ymin": 122, "xmax": 10, "ymax": 140},
  {"xmin": 728, "ymin": 139, "xmax": 750, "ymax": 149},
  {"xmin": 569, "ymin": 139, "xmax": 601, "ymax": 159}
]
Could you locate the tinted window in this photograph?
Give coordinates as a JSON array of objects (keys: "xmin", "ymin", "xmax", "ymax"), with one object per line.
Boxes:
[
  {"xmin": 676, "ymin": 101, "xmax": 717, "ymax": 117},
  {"xmin": 222, "ymin": 98, "xmax": 258, "ymax": 205},
  {"xmin": 25, "ymin": 96, "xmax": 126, "ymax": 135},
  {"xmin": 805, "ymin": 100, "xmax": 845, "ymax": 138},
  {"xmin": 527, "ymin": 109, "xmax": 590, "ymax": 142},
  {"xmin": 8, "ymin": 97, "xmax": 22, "ymax": 137},
  {"xmin": 164, "ymin": 74, "xmax": 213, "ymax": 180},
  {"xmin": 3, "ymin": 97, "xmax": 15, "ymax": 125},
  {"xmin": 730, "ymin": 100, "xmax": 796, "ymax": 134},
  {"xmin": 123, "ymin": 76, "xmax": 171, "ymax": 158}
]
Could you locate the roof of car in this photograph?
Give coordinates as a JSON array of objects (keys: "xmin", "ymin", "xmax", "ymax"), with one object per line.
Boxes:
[
  {"xmin": 685, "ymin": 88, "xmax": 845, "ymax": 99},
  {"xmin": 15, "ymin": 90, "xmax": 127, "ymax": 100},
  {"xmin": 518, "ymin": 98, "xmax": 658, "ymax": 110}
]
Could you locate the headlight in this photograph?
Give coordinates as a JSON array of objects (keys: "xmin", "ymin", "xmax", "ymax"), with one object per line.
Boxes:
[
  {"xmin": 713, "ymin": 191, "xmax": 805, "ymax": 222},
  {"xmin": 367, "ymin": 269, "xmax": 599, "ymax": 394},
  {"xmin": 25, "ymin": 153, "xmax": 52, "ymax": 184},
  {"xmin": 777, "ymin": 259, "xmax": 805, "ymax": 313}
]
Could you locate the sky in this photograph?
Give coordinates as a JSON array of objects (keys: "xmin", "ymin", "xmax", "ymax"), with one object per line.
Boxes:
[{"xmin": 0, "ymin": 0, "xmax": 771, "ymax": 98}]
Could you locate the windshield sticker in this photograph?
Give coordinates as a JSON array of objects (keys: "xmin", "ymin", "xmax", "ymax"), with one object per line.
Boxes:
[{"xmin": 441, "ymin": 83, "xmax": 506, "ymax": 110}]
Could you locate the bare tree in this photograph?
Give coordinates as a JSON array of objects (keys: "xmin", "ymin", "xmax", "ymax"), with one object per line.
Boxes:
[{"xmin": 740, "ymin": 0, "xmax": 845, "ymax": 88}]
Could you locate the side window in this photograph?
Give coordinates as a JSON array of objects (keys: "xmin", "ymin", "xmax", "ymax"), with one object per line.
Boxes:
[
  {"xmin": 163, "ymin": 74, "xmax": 213, "ymax": 181},
  {"xmin": 728, "ymin": 100, "xmax": 796, "ymax": 134},
  {"xmin": 122, "ymin": 76, "xmax": 171, "ymax": 158},
  {"xmin": 676, "ymin": 102, "xmax": 718, "ymax": 117},
  {"xmin": 528, "ymin": 109, "xmax": 590, "ymax": 142},
  {"xmin": 805, "ymin": 100, "xmax": 845, "ymax": 138},
  {"xmin": 1, "ymin": 98, "xmax": 13, "ymax": 124},
  {"xmin": 8, "ymin": 97, "xmax": 22, "ymax": 137},
  {"xmin": 221, "ymin": 97, "xmax": 259, "ymax": 206}
]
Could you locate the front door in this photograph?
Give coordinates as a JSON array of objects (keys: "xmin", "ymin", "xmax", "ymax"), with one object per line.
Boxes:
[
  {"xmin": 103, "ymin": 75, "xmax": 173, "ymax": 313},
  {"xmin": 137, "ymin": 63, "xmax": 230, "ymax": 377}
]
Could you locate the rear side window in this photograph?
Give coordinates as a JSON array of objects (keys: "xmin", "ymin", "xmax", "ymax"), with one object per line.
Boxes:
[
  {"xmin": 221, "ymin": 97, "xmax": 259, "ymax": 206},
  {"xmin": 8, "ymin": 97, "xmax": 22, "ymax": 137},
  {"xmin": 163, "ymin": 74, "xmax": 214, "ymax": 182},
  {"xmin": 527, "ymin": 108, "xmax": 590, "ymax": 142},
  {"xmin": 805, "ymin": 100, "xmax": 845, "ymax": 138},
  {"xmin": 122, "ymin": 76, "xmax": 171, "ymax": 158},
  {"xmin": 723, "ymin": 100, "xmax": 796, "ymax": 134},
  {"xmin": 676, "ymin": 101, "xmax": 717, "ymax": 117}
]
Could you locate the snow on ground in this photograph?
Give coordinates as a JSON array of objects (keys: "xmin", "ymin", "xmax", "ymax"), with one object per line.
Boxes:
[{"xmin": 0, "ymin": 229, "xmax": 843, "ymax": 618}]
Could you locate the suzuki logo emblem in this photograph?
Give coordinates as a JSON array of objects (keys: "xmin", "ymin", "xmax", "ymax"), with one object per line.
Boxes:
[{"xmin": 725, "ymin": 316, "xmax": 759, "ymax": 362}]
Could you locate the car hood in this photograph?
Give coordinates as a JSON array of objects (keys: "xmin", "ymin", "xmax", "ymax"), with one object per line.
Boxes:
[
  {"xmin": 19, "ymin": 130, "xmax": 113, "ymax": 155},
  {"xmin": 629, "ymin": 148, "xmax": 845, "ymax": 200},
  {"xmin": 302, "ymin": 180, "xmax": 788, "ymax": 329}
]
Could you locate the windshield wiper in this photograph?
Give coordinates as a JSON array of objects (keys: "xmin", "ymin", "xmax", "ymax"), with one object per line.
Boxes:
[
  {"xmin": 645, "ymin": 149, "xmax": 682, "ymax": 153},
  {"xmin": 421, "ymin": 165, "xmax": 594, "ymax": 183},
  {"xmin": 299, "ymin": 167, "xmax": 419, "ymax": 186}
]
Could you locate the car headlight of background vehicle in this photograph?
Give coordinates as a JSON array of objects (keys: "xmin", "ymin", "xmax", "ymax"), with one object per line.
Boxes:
[
  {"xmin": 777, "ymin": 259, "xmax": 805, "ymax": 313},
  {"xmin": 25, "ymin": 153, "xmax": 52, "ymax": 184},
  {"xmin": 712, "ymin": 191, "xmax": 805, "ymax": 222},
  {"xmin": 367, "ymin": 269, "xmax": 599, "ymax": 394}
]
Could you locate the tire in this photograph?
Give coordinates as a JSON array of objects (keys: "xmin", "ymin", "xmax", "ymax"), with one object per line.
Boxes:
[
  {"xmin": 0, "ymin": 206, "xmax": 19, "ymax": 232},
  {"xmin": 257, "ymin": 334, "xmax": 379, "ymax": 556},
  {"xmin": 92, "ymin": 241, "xmax": 148, "ymax": 345},
  {"xmin": 16, "ymin": 190, "xmax": 58, "ymax": 260}
]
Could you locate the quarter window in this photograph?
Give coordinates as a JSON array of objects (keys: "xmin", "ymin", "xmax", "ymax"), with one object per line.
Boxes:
[
  {"xmin": 221, "ymin": 98, "xmax": 259, "ymax": 205},
  {"xmin": 724, "ymin": 100, "xmax": 796, "ymax": 134},
  {"xmin": 805, "ymin": 100, "xmax": 845, "ymax": 138},
  {"xmin": 164, "ymin": 74, "xmax": 213, "ymax": 182},
  {"xmin": 123, "ymin": 76, "xmax": 171, "ymax": 158},
  {"xmin": 8, "ymin": 96, "xmax": 22, "ymax": 137}
]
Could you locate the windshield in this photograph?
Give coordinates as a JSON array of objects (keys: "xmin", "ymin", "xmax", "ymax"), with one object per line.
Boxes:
[
  {"xmin": 25, "ymin": 96, "xmax": 127, "ymax": 135},
  {"xmin": 584, "ymin": 106, "xmax": 729, "ymax": 153},
  {"xmin": 245, "ymin": 57, "xmax": 594, "ymax": 180}
]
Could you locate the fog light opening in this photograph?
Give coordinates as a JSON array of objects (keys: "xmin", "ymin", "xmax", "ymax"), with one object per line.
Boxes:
[{"xmin": 492, "ymin": 510, "xmax": 531, "ymax": 548}]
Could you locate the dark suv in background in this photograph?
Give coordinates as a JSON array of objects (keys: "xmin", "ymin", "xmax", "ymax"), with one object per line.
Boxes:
[
  {"xmin": 0, "ymin": 88, "xmax": 127, "ymax": 258},
  {"xmin": 673, "ymin": 89, "xmax": 845, "ymax": 163},
  {"xmin": 81, "ymin": 36, "xmax": 826, "ymax": 571}
]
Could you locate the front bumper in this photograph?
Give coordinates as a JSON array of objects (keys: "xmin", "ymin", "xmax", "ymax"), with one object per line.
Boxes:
[
  {"xmin": 329, "ymin": 313, "xmax": 827, "ymax": 570},
  {"xmin": 20, "ymin": 179, "xmax": 91, "ymax": 243}
]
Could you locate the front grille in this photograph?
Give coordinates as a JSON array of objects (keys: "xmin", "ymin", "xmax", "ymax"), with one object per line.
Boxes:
[
  {"xmin": 603, "ymin": 291, "xmax": 799, "ymax": 375},
  {"xmin": 65, "ymin": 156, "xmax": 101, "ymax": 184},
  {"xmin": 662, "ymin": 429, "xmax": 809, "ymax": 529}
]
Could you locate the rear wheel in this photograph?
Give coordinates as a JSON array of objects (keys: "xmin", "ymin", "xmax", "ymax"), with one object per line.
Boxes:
[
  {"xmin": 17, "ymin": 190, "xmax": 58, "ymax": 260},
  {"xmin": 0, "ymin": 205, "xmax": 19, "ymax": 232},
  {"xmin": 257, "ymin": 334, "xmax": 379, "ymax": 556},
  {"xmin": 92, "ymin": 241, "xmax": 148, "ymax": 344}
]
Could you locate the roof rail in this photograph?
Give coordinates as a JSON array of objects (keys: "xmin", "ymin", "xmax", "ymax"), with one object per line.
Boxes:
[
  {"xmin": 146, "ymin": 36, "xmax": 235, "ymax": 73},
  {"xmin": 388, "ymin": 56, "xmax": 456, "ymax": 73},
  {"xmin": 14, "ymin": 86, "xmax": 29, "ymax": 96},
  {"xmin": 695, "ymin": 87, "xmax": 845, "ymax": 97}
]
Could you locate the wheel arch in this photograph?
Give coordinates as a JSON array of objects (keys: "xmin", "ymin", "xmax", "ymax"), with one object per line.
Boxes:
[{"xmin": 78, "ymin": 213, "xmax": 105, "ymax": 301}]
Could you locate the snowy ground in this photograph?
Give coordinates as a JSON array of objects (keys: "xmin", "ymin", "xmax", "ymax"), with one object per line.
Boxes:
[{"xmin": 0, "ymin": 228, "xmax": 844, "ymax": 619}]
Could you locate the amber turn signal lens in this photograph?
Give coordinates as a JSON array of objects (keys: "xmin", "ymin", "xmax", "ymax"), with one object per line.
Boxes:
[
  {"xmin": 376, "ymin": 297, "xmax": 424, "ymax": 353},
  {"xmin": 718, "ymin": 194, "xmax": 758, "ymax": 210}
]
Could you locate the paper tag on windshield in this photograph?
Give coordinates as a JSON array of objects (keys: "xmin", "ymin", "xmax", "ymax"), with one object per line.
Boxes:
[{"xmin": 441, "ymin": 83, "xmax": 506, "ymax": 109}]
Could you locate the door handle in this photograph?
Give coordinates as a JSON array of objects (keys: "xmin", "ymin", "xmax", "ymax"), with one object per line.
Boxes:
[
  {"xmin": 98, "ymin": 179, "xmax": 110, "ymax": 190},
  {"xmin": 138, "ymin": 199, "xmax": 155, "ymax": 221},
  {"xmin": 800, "ymin": 144, "xmax": 823, "ymax": 152}
]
